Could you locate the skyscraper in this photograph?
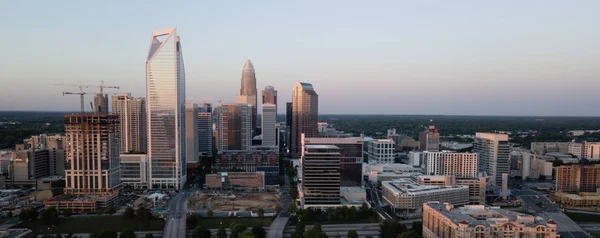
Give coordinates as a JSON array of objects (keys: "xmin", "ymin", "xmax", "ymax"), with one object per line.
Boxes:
[
  {"xmin": 301, "ymin": 145, "xmax": 341, "ymax": 208},
  {"xmin": 93, "ymin": 94, "xmax": 109, "ymax": 114},
  {"xmin": 262, "ymin": 103, "xmax": 277, "ymax": 147},
  {"xmin": 197, "ymin": 103, "xmax": 213, "ymax": 156},
  {"xmin": 64, "ymin": 114, "xmax": 121, "ymax": 194},
  {"xmin": 474, "ymin": 133, "xmax": 509, "ymax": 186},
  {"xmin": 146, "ymin": 28, "xmax": 186, "ymax": 189},
  {"xmin": 291, "ymin": 82, "xmax": 318, "ymax": 158},
  {"xmin": 262, "ymin": 85, "xmax": 277, "ymax": 112},
  {"xmin": 419, "ymin": 124, "xmax": 440, "ymax": 152},
  {"xmin": 185, "ymin": 103, "xmax": 199, "ymax": 164},
  {"xmin": 216, "ymin": 102, "xmax": 253, "ymax": 151},
  {"xmin": 111, "ymin": 93, "xmax": 146, "ymax": 153},
  {"xmin": 236, "ymin": 59, "xmax": 257, "ymax": 133},
  {"xmin": 286, "ymin": 102, "xmax": 292, "ymax": 150}
]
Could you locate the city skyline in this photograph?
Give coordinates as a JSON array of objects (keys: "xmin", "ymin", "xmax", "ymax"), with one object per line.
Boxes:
[{"xmin": 2, "ymin": 1, "xmax": 600, "ymax": 116}]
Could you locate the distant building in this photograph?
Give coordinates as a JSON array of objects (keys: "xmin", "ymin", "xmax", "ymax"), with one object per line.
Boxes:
[
  {"xmin": 364, "ymin": 163, "xmax": 422, "ymax": 182},
  {"xmin": 415, "ymin": 175, "xmax": 486, "ymax": 205},
  {"xmin": 206, "ymin": 172, "xmax": 265, "ymax": 191},
  {"xmin": 367, "ymin": 139, "xmax": 395, "ymax": 164},
  {"xmin": 197, "ymin": 103, "xmax": 213, "ymax": 157},
  {"xmin": 186, "ymin": 103, "xmax": 199, "ymax": 164},
  {"xmin": 382, "ymin": 178, "xmax": 469, "ymax": 216},
  {"xmin": 474, "ymin": 133, "xmax": 509, "ymax": 186},
  {"xmin": 120, "ymin": 153, "xmax": 148, "ymax": 189},
  {"xmin": 302, "ymin": 134, "xmax": 363, "ymax": 187},
  {"xmin": 422, "ymin": 202, "xmax": 557, "ymax": 238},
  {"xmin": 216, "ymin": 102, "xmax": 253, "ymax": 151},
  {"xmin": 286, "ymin": 102, "xmax": 292, "ymax": 150},
  {"xmin": 237, "ymin": 60, "xmax": 258, "ymax": 133},
  {"xmin": 509, "ymin": 150, "xmax": 552, "ymax": 180},
  {"xmin": 555, "ymin": 165, "xmax": 600, "ymax": 193},
  {"xmin": 214, "ymin": 148, "xmax": 279, "ymax": 186},
  {"xmin": 8, "ymin": 149, "xmax": 50, "ymax": 188},
  {"xmin": 23, "ymin": 134, "xmax": 65, "ymax": 176},
  {"xmin": 93, "ymin": 93, "xmax": 108, "ymax": 114},
  {"xmin": 420, "ymin": 151, "xmax": 478, "ymax": 178},
  {"xmin": 301, "ymin": 145, "xmax": 341, "ymax": 209},
  {"xmin": 111, "ymin": 93, "xmax": 146, "ymax": 153},
  {"xmin": 262, "ymin": 103, "xmax": 277, "ymax": 147},
  {"xmin": 291, "ymin": 82, "xmax": 318, "ymax": 158},
  {"xmin": 553, "ymin": 192, "xmax": 600, "ymax": 209},
  {"xmin": 387, "ymin": 129, "xmax": 418, "ymax": 152},
  {"xmin": 262, "ymin": 85, "xmax": 277, "ymax": 113},
  {"xmin": 419, "ymin": 125, "xmax": 440, "ymax": 152}
]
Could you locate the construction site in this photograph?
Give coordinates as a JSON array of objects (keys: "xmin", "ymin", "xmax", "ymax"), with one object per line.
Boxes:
[{"xmin": 188, "ymin": 191, "xmax": 280, "ymax": 211}]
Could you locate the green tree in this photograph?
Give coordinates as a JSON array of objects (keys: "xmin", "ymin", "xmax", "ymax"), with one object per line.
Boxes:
[
  {"xmin": 100, "ymin": 230, "xmax": 118, "ymax": 238},
  {"xmin": 397, "ymin": 230, "xmax": 417, "ymax": 238},
  {"xmin": 380, "ymin": 220, "xmax": 407, "ymax": 238},
  {"xmin": 252, "ymin": 225, "xmax": 267, "ymax": 238},
  {"xmin": 411, "ymin": 221, "xmax": 422, "ymax": 236},
  {"xmin": 289, "ymin": 188, "xmax": 299, "ymax": 200},
  {"xmin": 193, "ymin": 226, "xmax": 212, "ymax": 238},
  {"xmin": 239, "ymin": 230, "xmax": 254, "ymax": 238},
  {"xmin": 40, "ymin": 207, "xmax": 59, "ymax": 225},
  {"xmin": 206, "ymin": 209, "xmax": 213, "ymax": 217},
  {"xmin": 287, "ymin": 202, "xmax": 298, "ymax": 214},
  {"xmin": 275, "ymin": 204, "xmax": 282, "ymax": 213},
  {"xmin": 106, "ymin": 206, "xmax": 117, "ymax": 215},
  {"xmin": 347, "ymin": 230, "xmax": 359, "ymax": 238},
  {"xmin": 123, "ymin": 207, "xmax": 135, "ymax": 219},
  {"xmin": 62, "ymin": 209, "xmax": 73, "ymax": 218},
  {"xmin": 119, "ymin": 229, "xmax": 136, "ymax": 238},
  {"xmin": 186, "ymin": 214, "xmax": 199, "ymax": 226},
  {"xmin": 19, "ymin": 208, "xmax": 39, "ymax": 221},
  {"xmin": 51, "ymin": 188, "xmax": 64, "ymax": 197},
  {"xmin": 144, "ymin": 233, "xmax": 154, "ymax": 238},
  {"xmin": 295, "ymin": 221, "xmax": 305, "ymax": 235},
  {"xmin": 216, "ymin": 225, "xmax": 227, "ymax": 238},
  {"xmin": 258, "ymin": 208, "xmax": 264, "ymax": 217},
  {"xmin": 7, "ymin": 211, "xmax": 12, "ymax": 218},
  {"xmin": 136, "ymin": 207, "xmax": 152, "ymax": 224}
]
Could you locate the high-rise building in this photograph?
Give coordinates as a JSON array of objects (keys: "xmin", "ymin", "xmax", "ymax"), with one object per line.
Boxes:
[
  {"xmin": 421, "ymin": 151, "xmax": 478, "ymax": 178},
  {"xmin": 216, "ymin": 102, "xmax": 253, "ymax": 151},
  {"xmin": 474, "ymin": 133, "xmax": 509, "ymax": 186},
  {"xmin": 262, "ymin": 103, "xmax": 277, "ymax": 147},
  {"xmin": 111, "ymin": 94, "xmax": 146, "ymax": 153},
  {"xmin": 146, "ymin": 28, "xmax": 186, "ymax": 189},
  {"xmin": 302, "ymin": 134, "xmax": 363, "ymax": 187},
  {"xmin": 197, "ymin": 103, "xmax": 213, "ymax": 157},
  {"xmin": 419, "ymin": 125, "xmax": 440, "ymax": 152},
  {"xmin": 301, "ymin": 145, "xmax": 341, "ymax": 208},
  {"xmin": 555, "ymin": 165, "xmax": 600, "ymax": 193},
  {"xmin": 367, "ymin": 139, "xmax": 395, "ymax": 164},
  {"xmin": 185, "ymin": 103, "xmax": 199, "ymax": 164},
  {"xmin": 236, "ymin": 59, "xmax": 258, "ymax": 133},
  {"xmin": 262, "ymin": 85, "xmax": 277, "ymax": 113},
  {"xmin": 291, "ymin": 82, "xmax": 318, "ymax": 158},
  {"xmin": 23, "ymin": 134, "xmax": 66, "ymax": 176},
  {"xmin": 93, "ymin": 94, "xmax": 109, "ymax": 114},
  {"xmin": 64, "ymin": 114, "xmax": 121, "ymax": 194},
  {"xmin": 286, "ymin": 102, "xmax": 292, "ymax": 150}
]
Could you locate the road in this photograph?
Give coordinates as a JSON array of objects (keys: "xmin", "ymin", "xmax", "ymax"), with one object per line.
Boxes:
[
  {"xmin": 283, "ymin": 223, "xmax": 380, "ymax": 238},
  {"xmin": 267, "ymin": 172, "xmax": 292, "ymax": 238},
  {"xmin": 163, "ymin": 190, "xmax": 193, "ymax": 238}
]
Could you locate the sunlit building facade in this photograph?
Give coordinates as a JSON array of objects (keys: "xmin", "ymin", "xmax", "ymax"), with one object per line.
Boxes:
[
  {"xmin": 291, "ymin": 82, "xmax": 318, "ymax": 158},
  {"xmin": 236, "ymin": 60, "xmax": 258, "ymax": 133}
]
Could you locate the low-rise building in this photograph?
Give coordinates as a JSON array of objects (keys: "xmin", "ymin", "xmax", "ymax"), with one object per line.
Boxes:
[
  {"xmin": 214, "ymin": 147, "xmax": 279, "ymax": 186},
  {"xmin": 120, "ymin": 153, "xmax": 149, "ymax": 189},
  {"xmin": 553, "ymin": 192, "xmax": 600, "ymax": 209},
  {"xmin": 206, "ymin": 172, "xmax": 265, "ymax": 191},
  {"xmin": 422, "ymin": 202, "xmax": 557, "ymax": 238},
  {"xmin": 364, "ymin": 163, "xmax": 422, "ymax": 182},
  {"xmin": 367, "ymin": 139, "xmax": 395, "ymax": 164},
  {"xmin": 415, "ymin": 175, "xmax": 486, "ymax": 205}
]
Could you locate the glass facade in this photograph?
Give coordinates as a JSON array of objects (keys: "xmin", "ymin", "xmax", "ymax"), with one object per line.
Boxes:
[
  {"xmin": 146, "ymin": 28, "xmax": 186, "ymax": 189},
  {"xmin": 291, "ymin": 82, "xmax": 318, "ymax": 158}
]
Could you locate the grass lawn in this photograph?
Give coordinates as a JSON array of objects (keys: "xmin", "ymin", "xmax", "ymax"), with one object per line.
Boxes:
[
  {"xmin": 189, "ymin": 217, "xmax": 272, "ymax": 229},
  {"xmin": 17, "ymin": 216, "xmax": 165, "ymax": 236},
  {"xmin": 565, "ymin": 212, "xmax": 600, "ymax": 222}
]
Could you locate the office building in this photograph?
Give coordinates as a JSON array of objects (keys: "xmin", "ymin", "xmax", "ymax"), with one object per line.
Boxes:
[
  {"xmin": 509, "ymin": 150, "xmax": 552, "ymax": 180},
  {"xmin": 583, "ymin": 142, "xmax": 600, "ymax": 160},
  {"xmin": 291, "ymin": 82, "xmax": 318, "ymax": 158},
  {"xmin": 120, "ymin": 153, "xmax": 148, "ymax": 189},
  {"xmin": 382, "ymin": 179, "xmax": 469, "ymax": 216},
  {"xmin": 286, "ymin": 102, "xmax": 292, "ymax": 150},
  {"xmin": 236, "ymin": 59, "xmax": 258, "ymax": 133},
  {"xmin": 64, "ymin": 114, "xmax": 121, "ymax": 194},
  {"xmin": 367, "ymin": 139, "xmax": 395, "ymax": 164},
  {"xmin": 216, "ymin": 102, "xmax": 253, "ymax": 151},
  {"xmin": 419, "ymin": 125, "xmax": 440, "ymax": 152},
  {"xmin": 302, "ymin": 134, "xmax": 363, "ymax": 187},
  {"xmin": 555, "ymin": 165, "xmax": 600, "ymax": 193},
  {"xmin": 197, "ymin": 103, "xmax": 213, "ymax": 156},
  {"xmin": 415, "ymin": 175, "xmax": 486, "ymax": 205},
  {"xmin": 93, "ymin": 93, "xmax": 108, "ymax": 114},
  {"xmin": 206, "ymin": 172, "xmax": 265, "ymax": 191},
  {"xmin": 214, "ymin": 147, "xmax": 279, "ymax": 186},
  {"xmin": 23, "ymin": 134, "xmax": 65, "ymax": 176},
  {"xmin": 364, "ymin": 163, "xmax": 423, "ymax": 182},
  {"xmin": 111, "ymin": 94, "xmax": 146, "ymax": 153},
  {"xmin": 421, "ymin": 151, "xmax": 478, "ymax": 178},
  {"xmin": 474, "ymin": 133, "xmax": 509, "ymax": 186},
  {"xmin": 8, "ymin": 149, "xmax": 50, "ymax": 188},
  {"xmin": 186, "ymin": 103, "xmax": 199, "ymax": 164},
  {"xmin": 422, "ymin": 202, "xmax": 557, "ymax": 238},
  {"xmin": 301, "ymin": 145, "xmax": 341, "ymax": 208},
  {"xmin": 262, "ymin": 85, "xmax": 277, "ymax": 112},
  {"xmin": 146, "ymin": 28, "xmax": 186, "ymax": 189},
  {"xmin": 262, "ymin": 103, "xmax": 277, "ymax": 147}
]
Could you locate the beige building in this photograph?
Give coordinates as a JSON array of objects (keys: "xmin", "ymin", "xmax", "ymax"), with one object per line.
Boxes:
[
  {"xmin": 216, "ymin": 102, "xmax": 253, "ymax": 151},
  {"xmin": 555, "ymin": 165, "xmax": 600, "ymax": 193},
  {"xmin": 8, "ymin": 149, "xmax": 50, "ymax": 188},
  {"xmin": 120, "ymin": 153, "xmax": 149, "ymax": 189},
  {"xmin": 206, "ymin": 172, "xmax": 265, "ymax": 191},
  {"xmin": 422, "ymin": 202, "xmax": 557, "ymax": 238},
  {"xmin": 291, "ymin": 82, "xmax": 318, "ymax": 158},
  {"xmin": 367, "ymin": 139, "xmax": 395, "ymax": 164},
  {"xmin": 415, "ymin": 175, "xmax": 486, "ymax": 205},
  {"xmin": 554, "ymin": 192, "xmax": 600, "ymax": 210},
  {"xmin": 474, "ymin": 133, "xmax": 509, "ymax": 186},
  {"xmin": 111, "ymin": 94, "xmax": 146, "ymax": 153},
  {"xmin": 419, "ymin": 125, "xmax": 440, "ymax": 152},
  {"xmin": 421, "ymin": 151, "xmax": 478, "ymax": 178}
]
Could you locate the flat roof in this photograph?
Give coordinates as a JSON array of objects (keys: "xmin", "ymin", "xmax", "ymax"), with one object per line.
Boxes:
[
  {"xmin": 383, "ymin": 179, "xmax": 467, "ymax": 195},
  {"xmin": 425, "ymin": 202, "xmax": 551, "ymax": 227},
  {"xmin": 304, "ymin": 144, "xmax": 339, "ymax": 149}
]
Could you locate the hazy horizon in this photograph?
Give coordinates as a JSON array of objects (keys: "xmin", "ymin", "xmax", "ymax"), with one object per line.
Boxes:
[{"xmin": 1, "ymin": 1, "xmax": 599, "ymax": 116}]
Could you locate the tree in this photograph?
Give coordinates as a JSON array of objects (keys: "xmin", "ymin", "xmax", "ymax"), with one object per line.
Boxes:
[
  {"xmin": 40, "ymin": 207, "xmax": 59, "ymax": 225},
  {"xmin": 62, "ymin": 209, "xmax": 73, "ymax": 218},
  {"xmin": 51, "ymin": 188, "xmax": 64, "ymax": 197},
  {"xmin": 411, "ymin": 221, "xmax": 422, "ymax": 236},
  {"xmin": 287, "ymin": 202, "xmax": 298, "ymax": 214},
  {"xmin": 275, "ymin": 204, "xmax": 282, "ymax": 213},
  {"xmin": 7, "ymin": 211, "xmax": 12, "ymax": 218},
  {"xmin": 106, "ymin": 206, "xmax": 117, "ymax": 215},
  {"xmin": 252, "ymin": 225, "xmax": 267, "ymax": 238},
  {"xmin": 19, "ymin": 208, "xmax": 39, "ymax": 221},
  {"xmin": 186, "ymin": 214, "xmax": 199, "ymax": 226},
  {"xmin": 239, "ymin": 230, "xmax": 254, "ymax": 238},
  {"xmin": 397, "ymin": 230, "xmax": 418, "ymax": 238},
  {"xmin": 193, "ymin": 226, "xmax": 211, "ymax": 238},
  {"xmin": 206, "ymin": 209, "xmax": 213, "ymax": 217},
  {"xmin": 119, "ymin": 229, "xmax": 136, "ymax": 238},
  {"xmin": 144, "ymin": 233, "xmax": 154, "ymax": 238},
  {"xmin": 100, "ymin": 230, "xmax": 118, "ymax": 238},
  {"xmin": 258, "ymin": 208, "xmax": 264, "ymax": 217},
  {"xmin": 123, "ymin": 207, "xmax": 135, "ymax": 219},
  {"xmin": 295, "ymin": 221, "xmax": 306, "ymax": 235},
  {"xmin": 347, "ymin": 230, "xmax": 359, "ymax": 238},
  {"xmin": 216, "ymin": 225, "xmax": 227, "ymax": 238},
  {"xmin": 380, "ymin": 220, "xmax": 407, "ymax": 238},
  {"xmin": 289, "ymin": 188, "xmax": 299, "ymax": 200},
  {"xmin": 136, "ymin": 207, "xmax": 152, "ymax": 224}
]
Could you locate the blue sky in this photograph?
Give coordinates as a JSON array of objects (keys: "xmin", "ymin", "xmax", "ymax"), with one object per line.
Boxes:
[{"xmin": 1, "ymin": 0, "xmax": 599, "ymax": 116}]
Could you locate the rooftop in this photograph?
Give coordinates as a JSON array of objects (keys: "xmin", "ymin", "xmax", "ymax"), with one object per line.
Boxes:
[
  {"xmin": 304, "ymin": 144, "xmax": 339, "ymax": 150},
  {"xmin": 383, "ymin": 178, "xmax": 467, "ymax": 194}
]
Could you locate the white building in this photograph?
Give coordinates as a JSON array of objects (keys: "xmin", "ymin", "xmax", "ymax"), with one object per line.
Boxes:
[
  {"xmin": 420, "ymin": 151, "xmax": 478, "ymax": 178},
  {"xmin": 414, "ymin": 175, "xmax": 486, "ymax": 205},
  {"xmin": 474, "ymin": 133, "xmax": 509, "ymax": 186},
  {"xmin": 261, "ymin": 103, "xmax": 277, "ymax": 147},
  {"xmin": 510, "ymin": 150, "xmax": 552, "ymax": 180},
  {"xmin": 367, "ymin": 139, "xmax": 395, "ymax": 164},
  {"xmin": 120, "ymin": 153, "xmax": 149, "ymax": 189},
  {"xmin": 364, "ymin": 163, "xmax": 422, "ymax": 182}
]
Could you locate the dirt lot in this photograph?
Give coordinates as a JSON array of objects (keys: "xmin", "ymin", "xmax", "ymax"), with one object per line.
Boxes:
[{"xmin": 188, "ymin": 191, "xmax": 280, "ymax": 211}]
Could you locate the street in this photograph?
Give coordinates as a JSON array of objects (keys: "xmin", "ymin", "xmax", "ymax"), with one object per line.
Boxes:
[
  {"xmin": 163, "ymin": 190, "xmax": 194, "ymax": 238},
  {"xmin": 267, "ymin": 172, "xmax": 292, "ymax": 238}
]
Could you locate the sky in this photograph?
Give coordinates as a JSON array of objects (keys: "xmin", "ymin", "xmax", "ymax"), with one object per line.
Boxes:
[{"xmin": 1, "ymin": 1, "xmax": 599, "ymax": 116}]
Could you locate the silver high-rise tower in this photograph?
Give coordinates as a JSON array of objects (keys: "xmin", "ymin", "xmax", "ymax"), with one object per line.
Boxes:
[
  {"xmin": 236, "ymin": 59, "xmax": 257, "ymax": 134},
  {"xmin": 146, "ymin": 28, "xmax": 186, "ymax": 189}
]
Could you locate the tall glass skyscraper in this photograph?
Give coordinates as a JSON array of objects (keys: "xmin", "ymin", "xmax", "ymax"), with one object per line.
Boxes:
[
  {"xmin": 291, "ymin": 82, "xmax": 318, "ymax": 158},
  {"xmin": 236, "ymin": 60, "xmax": 257, "ymax": 133},
  {"xmin": 146, "ymin": 28, "xmax": 186, "ymax": 189}
]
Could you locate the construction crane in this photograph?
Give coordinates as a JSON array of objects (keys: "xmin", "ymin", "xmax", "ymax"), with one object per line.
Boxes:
[
  {"xmin": 85, "ymin": 80, "xmax": 120, "ymax": 95},
  {"xmin": 61, "ymin": 86, "xmax": 87, "ymax": 113},
  {"xmin": 54, "ymin": 81, "xmax": 119, "ymax": 113}
]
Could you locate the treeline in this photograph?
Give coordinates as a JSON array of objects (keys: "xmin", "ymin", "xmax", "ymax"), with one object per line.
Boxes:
[{"xmin": 0, "ymin": 111, "xmax": 65, "ymax": 149}]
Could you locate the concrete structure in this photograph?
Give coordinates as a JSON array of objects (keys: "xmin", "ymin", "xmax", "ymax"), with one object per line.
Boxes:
[
  {"xmin": 555, "ymin": 165, "xmax": 600, "ymax": 193},
  {"xmin": 583, "ymin": 142, "xmax": 600, "ymax": 160},
  {"xmin": 419, "ymin": 125, "xmax": 440, "ymax": 152},
  {"xmin": 206, "ymin": 172, "xmax": 265, "ymax": 191},
  {"xmin": 381, "ymin": 178, "xmax": 469, "ymax": 216},
  {"xmin": 422, "ymin": 202, "xmax": 557, "ymax": 238},
  {"xmin": 214, "ymin": 148, "xmax": 279, "ymax": 186},
  {"xmin": 301, "ymin": 145, "xmax": 341, "ymax": 209},
  {"xmin": 510, "ymin": 150, "xmax": 552, "ymax": 180},
  {"xmin": 262, "ymin": 85, "xmax": 277, "ymax": 113},
  {"xmin": 553, "ymin": 192, "xmax": 600, "ymax": 209},
  {"xmin": 262, "ymin": 103, "xmax": 277, "ymax": 147},
  {"xmin": 216, "ymin": 102, "xmax": 253, "ymax": 151},
  {"xmin": 420, "ymin": 151, "xmax": 478, "ymax": 178},
  {"xmin": 111, "ymin": 93, "xmax": 146, "ymax": 153},
  {"xmin": 63, "ymin": 114, "xmax": 121, "ymax": 195},
  {"xmin": 120, "ymin": 153, "xmax": 148, "ymax": 189},
  {"xmin": 185, "ymin": 103, "xmax": 199, "ymax": 164},
  {"xmin": 93, "ymin": 93, "xmax": 108, "ymax": 114},
  {"xmin": 197, "ymin": 103, "xmax": 213, "ymax": 156},
  {"xmin": 291, "ymin": 82, "xmax": 318, "ymax": 158},
  {"xmin": 365, "ymin": 163, "xmax": 422, "ymax": 182},
  {"xmin": 387, "ymin": 129, "xmax": 419, "ymax": 152},
  {"xmin": 146, "ymin": 28, "xmax": 186, "ymax": 189},
  {"xmin": 367, "ymin": 139, "xmax": 395, "ymax": 164},
  {"xmin": 302, "ymin": 134, "xmax": 363, "ymax": 187},
  {"xmin": 23, "ymin": 134, "xmax": 66, "ymax": 176},
  {"xmin": 8, "ymin": 149, "xmax": 50, "ymax": 188},
  {"xmin": 236, "ymin": 60, "xmax": 258, "ymax": 134},
  {"xmin": 415, "ymin": 175, "xmax": 486, "ymax": 205},
  {"xmin": 474, "ymin": 133, "xmax": 509, "ymax": 186}
]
